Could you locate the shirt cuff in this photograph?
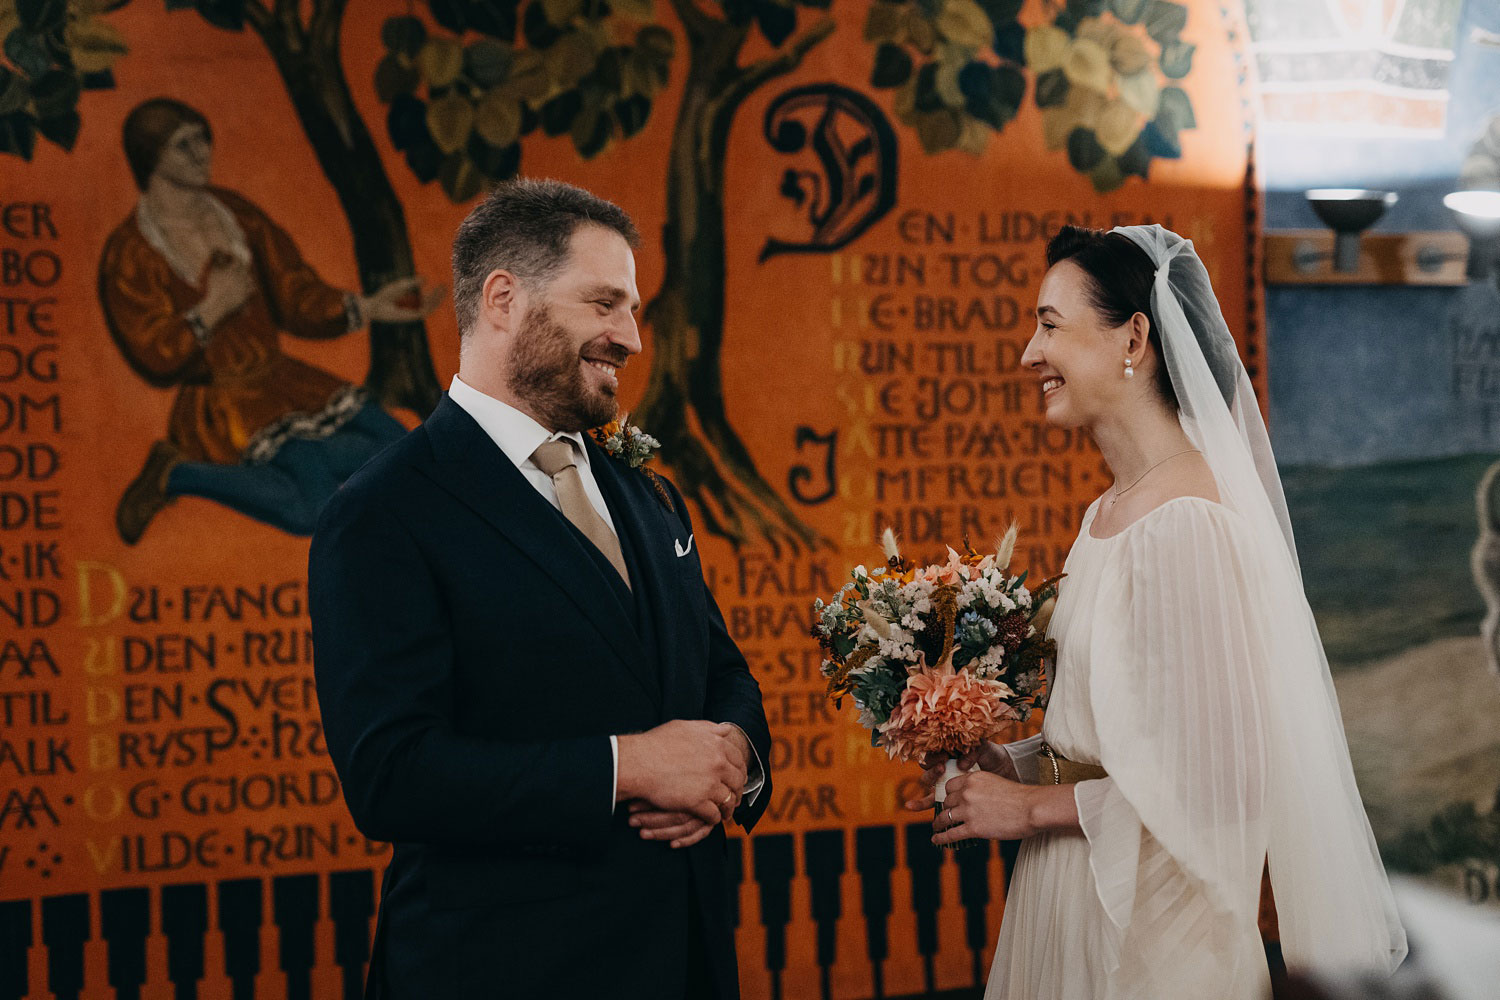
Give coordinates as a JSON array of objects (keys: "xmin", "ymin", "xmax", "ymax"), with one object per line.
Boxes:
[
  {"xmin": 610, "ymin": 734, "xmax": 619, "ymax": 813},
  {"xmin": 727, "ymin": 723, "xmax": 766, "ymax": 807}
]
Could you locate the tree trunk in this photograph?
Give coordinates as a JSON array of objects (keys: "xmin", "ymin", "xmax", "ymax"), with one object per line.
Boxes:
[
  {"xmin": 635, "ymin": 14, "xmax": 832, "ymax": 553},
  {"xmin": 251, "ymin": 3, "xmax": 441, "ymax": 416}
]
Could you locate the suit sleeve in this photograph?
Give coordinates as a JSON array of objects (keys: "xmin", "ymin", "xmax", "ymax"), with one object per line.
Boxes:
[
  {"xmin": 660, "ymin": 477, "xmax": 774, "ymax": 832},
  {"xmin": 310, "ymin": 487, "xmax": 615, "ymax": 850},
  {"xmin": 98, "ymin": 230, "xmax": 209, "ymax": 386},
  {"xmin": 222, "ymin": 190, "xmax": 349, "ymax": 341}
]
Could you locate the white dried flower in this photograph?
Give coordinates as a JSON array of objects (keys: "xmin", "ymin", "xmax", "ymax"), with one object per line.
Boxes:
[
  {"xmin": 881, "ymin": 527, "xmax": 902, "ymax": 565},
  {"xmin": 996, "ymin": 521, "xmax": 1019, "ymax": 570}
]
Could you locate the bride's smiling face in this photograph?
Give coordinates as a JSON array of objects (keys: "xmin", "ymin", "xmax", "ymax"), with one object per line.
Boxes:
[{"xmin": 1021, "ymin": 260, "xmax": 1138, "ymax": 429}]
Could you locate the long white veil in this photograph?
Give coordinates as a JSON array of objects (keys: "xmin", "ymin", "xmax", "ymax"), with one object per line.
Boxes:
[{"xmin": 1113, "ymin": 224, "xmax": 1407, "ymax": 974}]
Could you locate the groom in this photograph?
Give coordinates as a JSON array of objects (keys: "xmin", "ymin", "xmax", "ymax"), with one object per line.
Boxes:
[{"xmin": 310, "ymin": 179, "xmax": 772, "ymax": 999}]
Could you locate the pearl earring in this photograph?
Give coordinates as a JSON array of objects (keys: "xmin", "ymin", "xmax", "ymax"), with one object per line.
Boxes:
[{"xmin": 1124, "ymin": 357, "xmax": 1135, "ymax": 379}]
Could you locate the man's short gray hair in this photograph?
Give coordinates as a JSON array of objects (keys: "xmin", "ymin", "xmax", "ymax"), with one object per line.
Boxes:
[{"xmin": 450, "ymin": 178, "xmax": 639, "ymax": 336}]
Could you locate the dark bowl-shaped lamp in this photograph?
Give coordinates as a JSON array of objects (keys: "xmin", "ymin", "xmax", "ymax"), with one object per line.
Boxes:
[{"xmin": 1305, "ymin": 189, "xmax": 1399, "ymax": 272}]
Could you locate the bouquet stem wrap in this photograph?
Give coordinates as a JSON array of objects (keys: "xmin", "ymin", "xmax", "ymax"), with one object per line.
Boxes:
[
  {"xmin": 933, "ymin": 758, "xmax": 982, "ymax": 850},
  {"xmin": 933, "ymin": 758, "xmax": 964, "ymax": 806}
]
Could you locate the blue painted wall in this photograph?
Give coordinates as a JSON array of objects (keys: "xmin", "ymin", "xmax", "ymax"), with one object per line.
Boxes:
[{"xmin": 1261, "ymin": 0, "xmax": 1500, "ymax": 467}]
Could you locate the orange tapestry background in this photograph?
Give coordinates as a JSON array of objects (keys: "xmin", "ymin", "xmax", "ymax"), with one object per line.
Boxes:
[{"xmin": 0, "ymin": 0, "xmax": 1261, "ymax": 996}]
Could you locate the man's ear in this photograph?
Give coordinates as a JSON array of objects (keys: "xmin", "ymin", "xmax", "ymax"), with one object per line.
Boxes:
[{"xmin": 480, "ymin": 269, "xmax": 523, "ymax": 333}]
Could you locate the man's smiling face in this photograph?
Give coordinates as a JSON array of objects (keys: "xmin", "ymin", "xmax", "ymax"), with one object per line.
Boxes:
[{"xmin": 504, "ymin": 223, "xmax": 643, "ymax": 432}]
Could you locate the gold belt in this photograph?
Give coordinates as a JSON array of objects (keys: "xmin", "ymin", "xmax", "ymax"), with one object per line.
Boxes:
[{"xmin": 1037, "ymin": 740, "xmax": 1108, "ymax": 784}]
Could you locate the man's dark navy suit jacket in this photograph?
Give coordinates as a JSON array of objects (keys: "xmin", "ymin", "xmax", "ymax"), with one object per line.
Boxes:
[{"xmin": 310, "ymin": 396, "xmax": 772, "ymax": 999}]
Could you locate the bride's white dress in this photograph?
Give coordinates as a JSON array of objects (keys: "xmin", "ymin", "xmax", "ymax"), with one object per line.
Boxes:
[{"xmin": 986, "ymin": 495, "xmax": 1272, "ymax": 1000}]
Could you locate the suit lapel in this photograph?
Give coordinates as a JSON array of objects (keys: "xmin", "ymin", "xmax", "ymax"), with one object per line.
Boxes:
[
  {"xmin": 589, "ymin": 443, "xmax": 701, "ymax": 719},
  {"xmin": 417, "ymin": 397, "xmax": 661, "ymax": 709}
]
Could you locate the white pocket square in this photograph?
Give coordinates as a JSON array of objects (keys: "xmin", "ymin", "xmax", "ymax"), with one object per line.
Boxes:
[{"xmin": 674, "ymin": 534, "xmax": 694, "ymax": 558}]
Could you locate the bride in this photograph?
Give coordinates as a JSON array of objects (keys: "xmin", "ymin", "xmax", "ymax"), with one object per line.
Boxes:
[{"xmin": 906, "ymin": 225, "xmax": 1407, "ymax": 998}]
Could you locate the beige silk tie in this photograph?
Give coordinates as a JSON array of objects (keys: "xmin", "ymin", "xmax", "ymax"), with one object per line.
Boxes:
[{"xmin": 530, "ymin": 439, "xmax": 631, "ymax": 589}]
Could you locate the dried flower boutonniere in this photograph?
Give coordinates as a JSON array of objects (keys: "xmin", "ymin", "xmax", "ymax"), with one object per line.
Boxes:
[{"xmin": 591, "ymin": 415, "xmax": 675, "ymax": 510}]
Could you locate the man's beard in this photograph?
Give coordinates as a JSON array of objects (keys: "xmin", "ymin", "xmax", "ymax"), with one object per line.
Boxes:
[{"xmin": 505, "ymin": 301, "xmax": 625, "ymax": 432}]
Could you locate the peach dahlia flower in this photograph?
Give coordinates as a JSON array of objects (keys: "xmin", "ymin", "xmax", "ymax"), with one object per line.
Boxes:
[{"xmin": 877, "ymin": 650, "xmax": 1016, "ymax": 761}]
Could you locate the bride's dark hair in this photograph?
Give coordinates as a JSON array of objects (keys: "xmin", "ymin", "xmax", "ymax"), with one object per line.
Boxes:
[{"xmin": 1045, "ymin": 225, "xmax": 1176, "ymax": 409}]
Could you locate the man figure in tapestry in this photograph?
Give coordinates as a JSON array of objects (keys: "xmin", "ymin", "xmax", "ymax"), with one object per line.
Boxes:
[{"xmin": 99, "ymin": 97, "xmax": 443, "ymax": 544}]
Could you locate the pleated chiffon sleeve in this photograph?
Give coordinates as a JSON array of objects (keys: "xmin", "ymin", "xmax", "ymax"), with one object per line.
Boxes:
[{"xmin": 1075, "ymin": 498, "xmax": 1273, "ymax": 993}]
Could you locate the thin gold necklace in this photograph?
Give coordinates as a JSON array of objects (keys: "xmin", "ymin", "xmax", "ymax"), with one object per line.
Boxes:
[{"xmin": 1105, "ymin": 448, "xmax": 1198, "ymax": 507}]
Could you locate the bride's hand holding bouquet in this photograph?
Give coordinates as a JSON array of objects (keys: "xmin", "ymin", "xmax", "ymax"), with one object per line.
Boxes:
[
  {"xmin": 923, "ymin": 768, "xmax": 1082, "ymax": 845},
  {"xmin": 902, "ymin": 741, "xmax": 1077, "ymax": 844},
  {"xmin": 905, "ymin": 742, "xmax": 1017, "ymax": 814}
]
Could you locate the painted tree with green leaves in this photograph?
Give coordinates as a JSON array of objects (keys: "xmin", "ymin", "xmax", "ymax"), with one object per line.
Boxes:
[
  {"xmin": 0, "ymin": 0, "xmax": 1197, "ymax": 550},
  {"xmin": 864, "ymin": 0, "xmax": 1198, "ymax": 188},
  {"xmin": 374, "ymin": 0, "xmax": 1196, "ymax": 550}
]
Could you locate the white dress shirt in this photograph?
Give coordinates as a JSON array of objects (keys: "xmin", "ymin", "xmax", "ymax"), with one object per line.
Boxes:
[
  {"xmin": 448, "ymin": 377, "xmax": 763, "ymax": 816},
  {"xmin": 448, "ymin": 374, "xmax": 616, "ymax": 532}
]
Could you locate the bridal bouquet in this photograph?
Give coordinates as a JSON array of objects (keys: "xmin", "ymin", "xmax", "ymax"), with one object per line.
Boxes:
[{"xmin": 813, "ymin": 526, "xmax": 1060, "ymax": 768}]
